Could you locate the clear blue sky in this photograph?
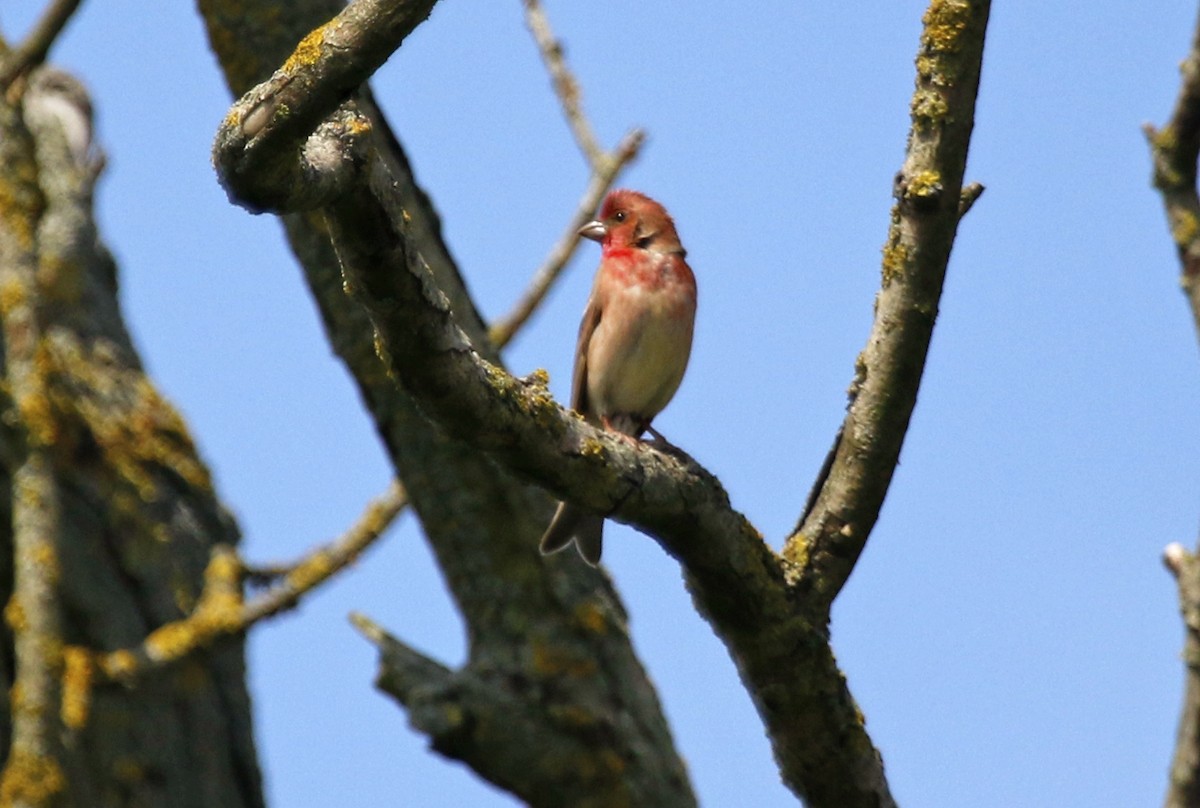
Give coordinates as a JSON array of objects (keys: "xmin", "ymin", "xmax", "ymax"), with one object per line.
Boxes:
[{"xmin": 4, "ymin": 1, "xmax": 1195, "ymax": 805}]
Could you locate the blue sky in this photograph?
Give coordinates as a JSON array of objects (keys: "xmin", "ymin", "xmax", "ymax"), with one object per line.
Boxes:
[{"xmin": 4, "ymin": 1, "xmax": 1196, "ymax": 805}]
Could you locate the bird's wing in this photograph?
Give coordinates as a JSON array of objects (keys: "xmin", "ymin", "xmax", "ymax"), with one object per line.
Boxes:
[{"xmin": 571, "ymin": 296, "xmax": 602, "ymax": 415}]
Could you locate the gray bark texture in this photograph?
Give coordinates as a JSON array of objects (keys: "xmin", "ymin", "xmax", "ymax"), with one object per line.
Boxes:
[{"xmin": 0, "ymin": 67, "xmax": 263, "ymax": 808}]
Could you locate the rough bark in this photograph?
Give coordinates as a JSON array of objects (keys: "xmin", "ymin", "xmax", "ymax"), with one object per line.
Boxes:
[
  {"xmin": 0, "ymin": 68, "xmax": 263, "ymax": 807},
  {"xmin": 198, "ymin": 1, "xmax": 695, "ymax": 805}
]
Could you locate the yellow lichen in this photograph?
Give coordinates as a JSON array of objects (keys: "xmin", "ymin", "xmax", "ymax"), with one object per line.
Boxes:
[
  {"xmin": 881, "ymin": 240, "xmax": 908, "ymax": 286},
  {"xmin": 906, "ymin": 170, "xmax": 943, "ymax": 201},
  {"xmin": 922, "ymin": 0, "xmax": 970, "ymax": 54},
  {"xmin": 917, "ymin": 0, "xmax": 972, "ymax": 86},
  {"xmin": 572, "ymin": 601, "xmax": 608, "ymax": 635},
  {"xmin": 5, "ymin": 597, "xmax": 26, "ymax": 632},
  {"xmin": 0, "ymin": 276, "xmax": 25, "ymax": 316},
  {"xmin": 143, "ymin": 620, "xmax": 196, "ymax": 663},
  {"xmin": 1173, "ymin": 209, "xmax": 1200, "ymax": 247},
  {"xmin": 0, "ymin": 749, "xmax": 65, "ymax": 804},
  {"xmin": 282, "ymin": 24, "xmax": 330, "ymax": 74},
  {"xmin": 580, "ymin": 438, "xmax": 606, "ymax": 459},
  {"xmin": 101, "ymin": 649, "xmax": 137, "ymax": 681},
  {"xmin": 910, "ymin": 88, "xmax": 949, "ymax": 130},
  {"xmin": 60, "ymin": 646, "xmax": 95, "ymax": 730},
  {"xmin": 286, "ymin": 551, "xmax": 336, "ymax": 592}
]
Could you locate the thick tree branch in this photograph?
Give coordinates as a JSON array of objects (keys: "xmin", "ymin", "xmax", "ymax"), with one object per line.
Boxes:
[
  {"xmin": 0, "ymin": 64, "xmax": 265, "ymax": 808},
  {"xmin": 203, "ymin": 2, "xmax": 697, "ymax": 805},
  {"xmin": 213, "ymin": 0, "xmax": 438, "ymax": 212},
  {"xmin": 205, "ymin": 0, "xmax": 1010, "ymax": 801},
  {"xmin": 1146, "ymin": 4, "xmax": 1200, "ymax": 349},
  {"xmin": 787, "ymin": 0, "xmax": 992, "ymax": 614}
]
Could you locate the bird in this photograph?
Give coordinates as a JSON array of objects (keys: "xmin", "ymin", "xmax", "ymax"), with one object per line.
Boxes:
[{"xmin": 539, "ymin": 189, "xmax": 697, "ymax": 565}]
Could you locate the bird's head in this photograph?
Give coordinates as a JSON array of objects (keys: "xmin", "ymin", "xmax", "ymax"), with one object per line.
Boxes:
[{"xmin": 579, "ymin": 189, "xmax": 685, "ymax": 257}]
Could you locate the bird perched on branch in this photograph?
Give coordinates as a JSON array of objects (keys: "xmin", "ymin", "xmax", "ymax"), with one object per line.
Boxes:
[{"xmin": 539, "ymin": 189, "xmax": 697, "ymax": 565}]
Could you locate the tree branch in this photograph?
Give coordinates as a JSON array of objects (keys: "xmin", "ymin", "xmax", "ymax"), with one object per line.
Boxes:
[
  {"xmin": 204, "ymin": 2, "xmax": 697, "ymax": 805},
  {"xmin": 787, "ymin": 0, "xmax": 992, "ymax": 615},
  {"xmin": 1146, "ymin": 4, "xmax": 1200, "ymax": 350},
  {"xmin": 208, "ymin": 0, "xmax": 997, "ymax": 801},
  {"xmin": 521, "ymin": 0, "xmax": 602, "ymax": 164},
  {"xmin": 213, "ymin": 0, "xmax": 439, "ymax": 213},
  {"xmin": 0, "ymin": 90, "xmax": 67, "ymax": 808},
  {"xmin": 91, "ymin": 481, "xmax": 406, "ymax": 682},
  {"xmin": 0, "ymin": 0, "xmax": 84, "ymax": 89},
  {"xmin": 1147, "ymin": 8, "xmax": 1200, "ymax": 805}
]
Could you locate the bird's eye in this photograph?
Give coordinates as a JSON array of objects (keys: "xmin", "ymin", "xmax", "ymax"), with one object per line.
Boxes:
[{"xmin": 613, "ymin": 211, "xmax": 627, "ymax": 223}]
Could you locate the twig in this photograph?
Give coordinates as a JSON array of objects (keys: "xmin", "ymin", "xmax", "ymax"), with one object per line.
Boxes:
[
  {"xmin": 522, "ymin": 0, "xmax": 603, "ymax": 165},
  {"xmin": 96, "ymin": 481, "xmax": 407, "ymax": 681},
  {"xmin": 490, "ymin": 1, "xmax": 647, "ymax": 349},
  {"xmin": 0, "ymin": 0, "xmax": 84, "ymax": 89},
  {"xmin": 489, "ymin": 128, "xmax": 643, "ymax": 348},
  {"xmin": 959, "ymin": 181, "xmax": 985, "ymax": 218}
]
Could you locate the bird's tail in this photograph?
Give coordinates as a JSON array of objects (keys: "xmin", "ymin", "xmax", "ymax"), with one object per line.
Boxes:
[{"xmin": 539, "ymin": 502, "xmax": 604, "ymax": 565}]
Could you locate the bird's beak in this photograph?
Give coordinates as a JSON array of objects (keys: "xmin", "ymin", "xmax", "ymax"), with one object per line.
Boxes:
[{"xmin": 578, "ymin": 220, "xmax": 607, "ymax": 242}]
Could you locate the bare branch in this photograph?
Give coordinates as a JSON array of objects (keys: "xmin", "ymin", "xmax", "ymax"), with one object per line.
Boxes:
[
  {"xmin": 489, "ymin": 128, "xmax": 644, "ymax": 348},
  {"xmin": 521, "ymin": 0, "xmax": 603, "ymax": 165},
  {"xmin": 787, "ymin": 0, "xmax": 992, "ymax": 614},
  {"xmin": 94, "ymin": 480, "xmax": 405, "ymax": 681},
  {"xmin": 240, "ymin": 480, "xmax": 405, "ymax": 623},
  {"xmin": 0, "ymin": 0, "xmax": 84, "ymax": 89}
]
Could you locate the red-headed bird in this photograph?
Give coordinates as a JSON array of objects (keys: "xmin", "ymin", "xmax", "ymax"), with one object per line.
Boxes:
[{"xmin": 539, "ymin": 190, "xmax": 697, "ymax": 565}]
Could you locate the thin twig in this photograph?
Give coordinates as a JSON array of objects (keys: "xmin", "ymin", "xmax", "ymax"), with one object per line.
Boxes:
[
  {"xmin": 491, "ymin": 0, "xmax": 646, "ymax": 349},
  {"xmin": 0, "ymin": 0, "xmax": 84, "ymax": 89},
  {"xmin": 489, "ymin": 128, "xmax": 644, "ymax": 348},
  {"xmin": 522, "ymin": 0, "xmax": 603, "ymax": 165},
  {"xmin": 96, "ymin": 481, "xmax": 407, "ymax": 681}
]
